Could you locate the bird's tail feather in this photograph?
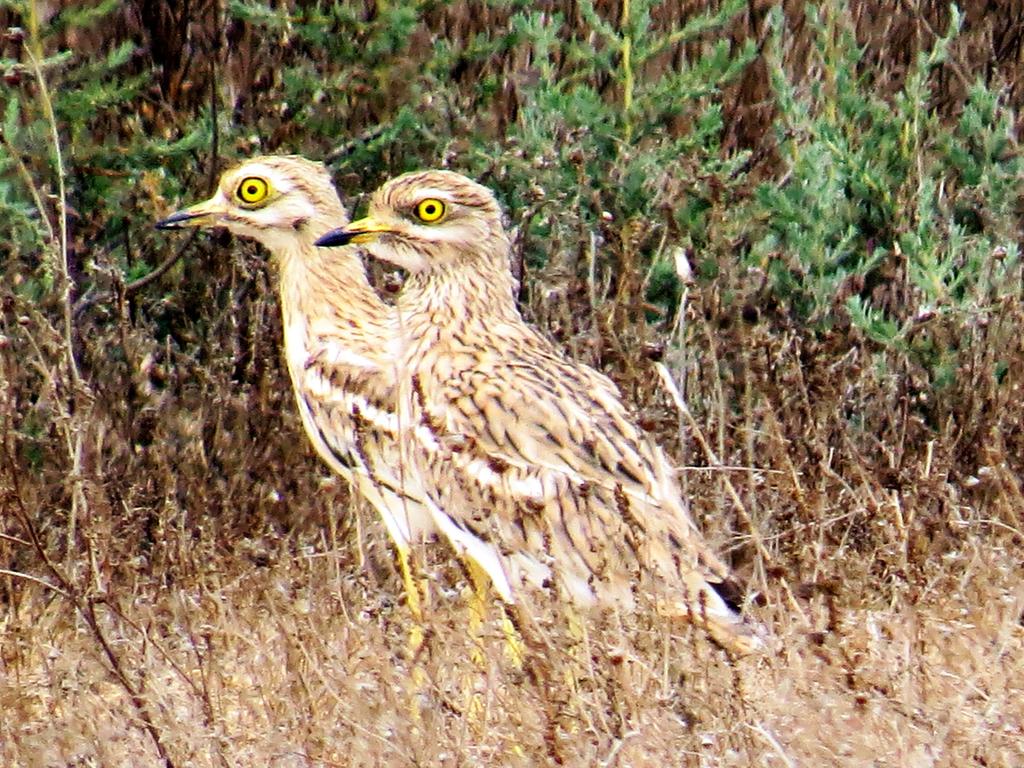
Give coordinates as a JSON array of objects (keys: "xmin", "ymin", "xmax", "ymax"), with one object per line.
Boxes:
[{"xmin": 661, "ymin": 568, "xmax": 766, "ymax": 656}]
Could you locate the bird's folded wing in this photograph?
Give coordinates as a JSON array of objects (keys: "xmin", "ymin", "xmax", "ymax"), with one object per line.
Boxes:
[
  {"xmin": 409, "ymin": 357, "xmax": 763, "ymax": 653},
  {"xmin": 298, "ymin": 349, "xmax": 432, "ymax": 545},
  {"xmin": 416, "ymin": 349, "xmax": 734, "ymax": 584}
]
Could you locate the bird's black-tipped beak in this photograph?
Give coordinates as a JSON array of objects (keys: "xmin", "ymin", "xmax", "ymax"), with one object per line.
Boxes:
[
  {"xmin": 315, "ymin": 215, "xmax": 393, "ymax": 247},
  {"xmin": 155, "ymin": 196, "xmax": 225, "ymax": 230},
  {"xmin": 155, "ymin": 210, "xmax": 206, "ymax": 230},
  {"xmin": 314, "ymin": 227, "xmax": 357, "ymax": 247}
]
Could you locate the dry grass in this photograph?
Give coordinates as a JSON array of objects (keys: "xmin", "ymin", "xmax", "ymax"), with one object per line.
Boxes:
[
  {"xmin": 3, "ymin": 2, "xmax": 1024, "ymax": 765},
  {"xmin": 2, "ymin": 511, "xmax": 1021, "ymax": 766},
  {"xmin": 3, "ymin": 261, "xmax": 1023, "ymax": 765}
]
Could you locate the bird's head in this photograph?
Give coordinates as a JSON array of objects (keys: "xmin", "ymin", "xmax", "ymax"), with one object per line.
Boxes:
[
  {"xmin": 155, "ymin": 155, "xmax": 348, "ymax": 252},
  {"xmin": 314, "ymin": 170, "xmax": 509, "ymax": 274}
]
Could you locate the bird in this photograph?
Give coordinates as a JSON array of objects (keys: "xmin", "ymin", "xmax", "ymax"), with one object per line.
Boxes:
[
  {"xmin": 154, "ymin": 156, "xmax": 436, "ymax": 623},
  {"xmin": 314, "ymin": 170, "xmax": 765, "ymax": 655}
]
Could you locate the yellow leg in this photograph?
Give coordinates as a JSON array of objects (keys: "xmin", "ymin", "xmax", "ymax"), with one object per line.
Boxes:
[
  {"xmin": 463, "ymin": 560, "xmax": 528, "ymax": 666},
  {"xmin": 396, "ymin": 543, "xmax": 428, "ymax": 723},
  {"xmin": 497, "ymin": 603, "xmax": 526, "ymax": 670},
  {"xmin": 396, "ymin": 543, "xmax": 426, "ymax": 644},
  {"xmin": 460, "ymin": 559, "xmax": 526, "ymax": 670},
  {"xmin": 460, "ymin": 559, "xmax": 491, "ymax": 727},
  {"xmin": 459, "ymin": 561, "xmax": 532, "ymax": 735},
  {"xmin": 464, "ymin": 560, "xmax": 490, "ymax": 666}
]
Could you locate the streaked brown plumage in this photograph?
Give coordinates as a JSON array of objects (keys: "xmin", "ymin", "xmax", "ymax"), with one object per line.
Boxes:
[
  {"xmin": 316, "ymin": 170, "xmax": 764, "ymax": 654},
  {"xmin": 155, "ymin": 156, "xmax": 435, "ymax": 577}
]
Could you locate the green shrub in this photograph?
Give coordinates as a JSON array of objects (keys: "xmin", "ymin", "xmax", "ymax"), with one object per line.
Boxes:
[
  {"xmin": 464, "ymin": 1, "xmax": 755, "ymax": 303},
  {"xmin": 0, "ymin": 0, "xmax": 208, "ymax": 305},
  {"xmin": 749, "ymin": 2, "xmax": 1021, "ymax": 385}
]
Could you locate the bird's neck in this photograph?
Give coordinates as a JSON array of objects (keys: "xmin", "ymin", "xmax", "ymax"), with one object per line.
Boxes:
[
  {"xmin": 274, "ymin": 236, "xmax": 394, "ymax": 375},
  {"xmin": 398, "ymin": 249, "xmax": 520, "ymax": 341}
]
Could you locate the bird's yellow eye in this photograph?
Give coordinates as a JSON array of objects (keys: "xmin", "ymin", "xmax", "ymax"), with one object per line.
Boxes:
[
  {"xmin": 236, "ymin": 176, "xmax": 271, "ymax": 206},
  {"xmin": 414, "ymin": 198, "xmax": 446, "ymax": 223}
]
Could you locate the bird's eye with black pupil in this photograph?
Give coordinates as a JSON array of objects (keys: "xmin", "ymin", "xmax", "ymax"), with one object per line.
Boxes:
[
  {"xmin": 236, "ymin": 176, "xmax": 270, "ymax": 206},
  {"xmin": 415, "ymin": 198, "xmax": 446, "ymax": 223}
]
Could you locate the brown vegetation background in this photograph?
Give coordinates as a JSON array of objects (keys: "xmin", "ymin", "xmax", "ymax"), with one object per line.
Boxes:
[{"xmin": 1, "ymin": 1, "xmax": 1023, "ymax": 766}]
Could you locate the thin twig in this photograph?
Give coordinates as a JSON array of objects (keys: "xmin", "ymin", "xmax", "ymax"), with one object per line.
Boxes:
[
  {"xmin": 745, "ymin": 722, "xmax": 796, "ymax": 768},
  {"xmin": 0, "ymin": 531, "xmax": 32, "ymax": 547},
  {"xmin": 0, "ymin": 131, "xmax": 55, "ymax": 243},
  {"xmin": 73, "ymin": 230, "xmax": 199, "ymax": 318},
  {"xmin": 897, "ymin": 0, "xmax": 971, "ymax": 91},
  {"xmin": 0, "ymin": 569, "xmax": 69, "ymax": 597},
  {"xmin": 677, "ymin": 464, "xmax": 784, "ymax": 474},
  {"xmin": 126, "ymin": 233, "xmax": 199, "ymax": 294},
  {"xmin": 3, "ymin": 464, "xmax": 178, "ymax": 768},
  {"xmin": 24, "ymin": 39, "xmax": 77, "ymax": 388},
  {"xmin": 207, "ymin": 0, "xmax": 221, "ymax": 195},
  {"xmin": 600, "ymin": 730, "xmax": 640, "ymax": 768},
  {"xmin": 654, "ymin": 362, "xmax": 773, "ymax": 571},
  {"xmin": 325, "ymin": 123, "xmax": 392, "ymax": 164},
  {"xmin": 24, "ymin": 11, "xmax": 90, "ymax": 579},
  {"xmin": 105, "ymin": 601, "xmax": 207, "ymax": 698}
]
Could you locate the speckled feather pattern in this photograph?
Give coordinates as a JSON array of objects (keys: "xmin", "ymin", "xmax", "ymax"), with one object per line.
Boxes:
[
  {"xmin": 167, "ymin": 156, "xmax": 435, "ymax": 552},
  {"xmin": 359, "ymin": 170, "xmax": 763, "ymax": 654}
]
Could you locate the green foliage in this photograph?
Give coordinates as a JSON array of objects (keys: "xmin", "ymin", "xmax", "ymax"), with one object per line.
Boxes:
[
  {"xmin": 226, "ymin": 0, "xmax": 757, "ymax": 325},
  {"xmin": 643, "ymin": 256, "xmax": 684, "ymax": 320},
  {"xmin": 452, "ymin": 0, "xmax": 756, "ymax": 302},
  {"xmin": 749, "ymin": 1, "xmax": 1021, "ymax": 383},
  {"xmin": 0, "ymin": 0, "xmax": 206, "ymax": 297},
  {"xmin": 1, "ymin": 0, "xmax": 1021, "ymax": 399},
  {"xmin": 226, "ymin": 0, "xmax": 443, "ymax": 167},
  {"xmin": 0, "ymin": 98, "xmax": 42, "ymax": 259}
]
